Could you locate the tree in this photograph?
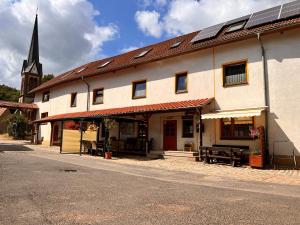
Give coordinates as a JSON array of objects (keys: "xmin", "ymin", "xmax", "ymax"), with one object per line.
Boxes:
[
  {"xmin": 0, "ymin": 84, "xmax": 20, "ymax": 102},
  {"xmin": 42, "ymin": 74, "xmax": 54, "ymax": 84},
  {"xmin": 6, "ymin": 113, "xmax": 29, "ymax": 139}
]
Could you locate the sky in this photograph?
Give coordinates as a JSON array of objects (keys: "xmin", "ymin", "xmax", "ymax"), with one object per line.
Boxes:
[{"xmin": 0, "ymin": 0, "xmax": 293, "ymax": 88}]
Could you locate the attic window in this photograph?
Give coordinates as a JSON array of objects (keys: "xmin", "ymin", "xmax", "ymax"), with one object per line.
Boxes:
[
  {"xmin": 98, "ymin": 60, "xmax": 112, "ymax": 68},
  {"xmin": 170, "ymin": 41, "xmax": 183, "ymax": 49},
  {"xmin": 76, "ymin": 67, "xmax": 86, "ymax": 73},
  {"xmin": 134, "ymin": 49, "xmax": 151, "ymax": 59},
  {"xmin": 226, "ymin": 21, "xmax": 247, "ymax": 33}
]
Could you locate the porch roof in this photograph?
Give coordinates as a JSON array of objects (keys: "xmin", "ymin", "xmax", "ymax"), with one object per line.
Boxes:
[
  {"xmin": 35, "ymin": 98, "xmax": 212, "ymax": 123},
  {"xmin": 201, "ymin": 107, "xmax": 265, "ymax": 119},
  {"xmin": 0, "ymin": 100, "xmax": 38, "ymax": 110}
]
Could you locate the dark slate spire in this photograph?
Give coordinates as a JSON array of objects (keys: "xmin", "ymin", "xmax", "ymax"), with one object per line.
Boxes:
[
  {"xmin": 27, "ymin": 14, "xmax": 39, "ymax": 66},
  {"xmin": 22, "ymin": 14, "xmax": 42, "ymax": 76},
  {"xmin": 19, "ymin": 14, "xmax": 43, "ymax": 103}
]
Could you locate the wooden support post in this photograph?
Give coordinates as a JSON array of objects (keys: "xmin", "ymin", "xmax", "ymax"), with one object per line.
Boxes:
[
  {"xmin": 35, "ymin": 123, "xmax": 39, "ymax": 145},
  {"xmin": 79, "ymin": 120, "xmax": 83, "ymax": 156},
  {"xmin": 198, "ymin": 108, "xmax": 203, "ymax": 148},
  {"xmin": 118, "ymin": 121, "xmax": 121, "ymax": 155},
  {"xmin": 60, "ymin": 121, "xmax": 64, "ymax": 154},
  {"xmin": 142, "ymin": 113, "xmax": 151, "ymax": 154}
]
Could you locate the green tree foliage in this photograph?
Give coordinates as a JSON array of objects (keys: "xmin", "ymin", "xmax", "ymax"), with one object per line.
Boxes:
[
  {"xmin": 6, "ymin": 113, "xmax": 29, "ymax": 139},
  {"xmin": 0, "ymin": 84, "xmax": 20, "ymax": 102},
  {"xmin": 42, "ymin": 74, "xmax": 54, "ymax": 84}
]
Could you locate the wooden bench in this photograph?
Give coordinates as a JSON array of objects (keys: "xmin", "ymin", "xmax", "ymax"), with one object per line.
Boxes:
[{"xmin": 199, "ymin": 146, "xmax": 246, "ymax": 167}]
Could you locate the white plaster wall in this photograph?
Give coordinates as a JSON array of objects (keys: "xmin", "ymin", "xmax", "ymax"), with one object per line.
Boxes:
[
  {"xmin": 263, "ymin": 29, "xmax": 300, "ymax": 157},
  {"xmin": 149, "ymin": 112, "xmax": 200, "ymax": 151},
  {"xmin": 214, "ymin": 38, "xmax": 265, "ymax": 110}
]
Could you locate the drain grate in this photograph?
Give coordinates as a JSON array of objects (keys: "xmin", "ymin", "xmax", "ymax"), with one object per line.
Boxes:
[{"xmin": 62, "ymin": 169, "xmax": 77, "ymax": 173}]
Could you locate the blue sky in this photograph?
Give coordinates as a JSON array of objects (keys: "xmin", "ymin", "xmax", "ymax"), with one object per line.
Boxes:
[
  {"xmin": 0, "ymin": 0, "xmax": 291, "ymax": 88},
  {"xmin": 91, "ymin": 0, "xmax": 164, "ymax": 57}
]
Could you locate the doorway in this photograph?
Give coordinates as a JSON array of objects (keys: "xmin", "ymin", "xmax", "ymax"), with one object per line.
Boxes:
[{"xmin": 163, "ymin": 120, "xmax": 177, "ymax": 150}]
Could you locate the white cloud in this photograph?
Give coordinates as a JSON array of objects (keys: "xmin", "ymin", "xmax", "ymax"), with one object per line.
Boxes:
[
  {"xmin": 135, "ymin": 10, "xmax": 163, "ymax": 38},
  {"xmin": 0, "ymin": 0, "xmax": 119, "ymax": 88},
  {"xmin": 120, "ymin": 46, "xmax": 139, "ymax": 53},
  {"xmin": 135, "ymin": 0, "xmax": 294, "ymax": 37},
  {"xmin": 139, "ymin": 0, "xmax": 168, "ymax": 8}
]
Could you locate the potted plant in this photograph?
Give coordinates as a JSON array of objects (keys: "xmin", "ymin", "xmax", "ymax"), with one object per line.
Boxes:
[
  {"xmin": 249, "ymin": 128, "xmax": 264, "ymax": 168},
  {"xmin": 103, "ymin": 118, "xmax": 117, "ymax": 159}
]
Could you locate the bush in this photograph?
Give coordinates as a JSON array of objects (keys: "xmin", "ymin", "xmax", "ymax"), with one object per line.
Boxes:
[{"xmin": 7, "ymin": 113, "xmax": 29, "ymax": 139}]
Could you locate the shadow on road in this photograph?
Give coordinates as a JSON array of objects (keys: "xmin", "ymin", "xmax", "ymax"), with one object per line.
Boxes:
[{"xmin": 0, "ymin": 143, "xmax": 33, "ymax": 152}]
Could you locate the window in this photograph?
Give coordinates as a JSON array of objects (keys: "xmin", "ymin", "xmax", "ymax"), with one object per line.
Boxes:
[
  {"xmin": 182, "ymin": 116, "xmax": 194, "ymax": 138},
  {"xmin": 221, "ymin": 117, "xmax": 254, "ymax": 139},
  {"xmin": 132, "ymin": 80, "xmax": 146, "ymax": 99},
  {"xmin": 42, "ymin": 91, "xmax": 50, "ymax": 102},
  {"xmin": 134, "ymin": 49, "xmax": 151, "ymax": 58},
  {"xmin": 226, "ymin": 21, "xmax": 247, "ymax": 33},
  {"xmin": 170, "ymin": 41, "xmax": 183, "ymax": 49},
  {"xmin": 223, "ymin": 61, "xmax": 247, "ymax": 86},
  {"xmin": 175, "ymin": 72, "xmax": 188, "ymax": 93},
  {"xmin": 93, "ymin": 88, "xmax": 104, "ymax": 104},
  {"xmin": 76, "ymin": 67, "xmax": 86, "ymax": 73},
  {"xmin": 98, "ymin": 60, "xmax": 112, "ymax": 69},
  {"xmin": 70, "ymin": 93, "xmax": 77, "ymax": 107},
  {"xmin": 41, "ymin": 112, "xmax": 48, "ymax": 118}
]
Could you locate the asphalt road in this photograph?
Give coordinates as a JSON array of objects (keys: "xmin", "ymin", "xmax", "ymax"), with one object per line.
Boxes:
[{"xmin": 0, "ymin": 143, "xmax": 300, "ymax": 225}]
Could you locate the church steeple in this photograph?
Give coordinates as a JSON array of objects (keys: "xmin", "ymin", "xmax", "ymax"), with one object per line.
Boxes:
[
  {"xmin": 19, "ymin": 14, "xmax": 43, "ymax": 103},
  {"xmin": 27, "ymin": 15, "xmax": 40, "ymax": 68}
]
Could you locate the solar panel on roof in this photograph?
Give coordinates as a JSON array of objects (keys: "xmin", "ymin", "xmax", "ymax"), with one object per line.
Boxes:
[
  {"xmin": 245, "ymin": 6, "xmax": 281, "ymax": 29},
  {"xmin": 280, "ymin": 0, "xmax": 300, "ymax": 19},
  {"xmin": 191, "ymin": 23, "xmax": 225, "ymax": 43}
]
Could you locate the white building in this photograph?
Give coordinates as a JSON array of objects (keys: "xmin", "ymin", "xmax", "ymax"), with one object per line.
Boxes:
[{"xmin": 30, "ymin": 2, "xmax": 300, "ymax": 167}]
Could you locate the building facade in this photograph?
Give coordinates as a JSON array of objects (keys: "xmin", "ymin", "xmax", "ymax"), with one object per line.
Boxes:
[{"xmin": 31, "ymin": 2, "xmax": 300, "ymax": 167}]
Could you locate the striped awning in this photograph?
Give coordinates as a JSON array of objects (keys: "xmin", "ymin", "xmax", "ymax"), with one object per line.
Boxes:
[{"xmin": 202, "ymin": 107, "xmax": 265, "ymax": 119}]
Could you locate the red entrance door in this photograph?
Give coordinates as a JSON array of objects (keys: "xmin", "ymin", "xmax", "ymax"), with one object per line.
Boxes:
[{"xmin": 163, "ymin": 120, "xmax": 177, "ymax": 150}]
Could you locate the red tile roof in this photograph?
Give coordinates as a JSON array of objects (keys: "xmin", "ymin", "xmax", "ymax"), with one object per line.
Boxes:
[
  {"xmin": 0, "ymin": 100, "xmax": 38, "ymax": 110},
  {"xmin": 30, "ymin": 16, "xmax": 300, "ymax": 94},
  {"xmin": 0, "ymin": 108, "xmax": 8, "ymax": 117},
  {"xmin": 36, "ymin": 98, "xmax": 212, "ymax": 122}
]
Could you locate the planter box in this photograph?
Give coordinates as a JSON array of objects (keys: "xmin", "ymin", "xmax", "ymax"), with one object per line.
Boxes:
[
  {"xmin": 105, "ymin": 152, "xmax": 112, "ymax": 159},
  {"xmin": 249, "ymin": 155, "xmax": 263, "ymax": 168}
]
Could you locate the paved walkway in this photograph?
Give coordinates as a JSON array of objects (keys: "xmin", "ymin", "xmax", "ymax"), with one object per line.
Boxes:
[{"xmin": 4, "ymin": 139, "xmax": 299, "ymax": 186}]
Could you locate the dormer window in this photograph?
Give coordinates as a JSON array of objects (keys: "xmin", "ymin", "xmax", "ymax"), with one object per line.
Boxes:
[
  {"xmin": 76, "ymin": 67, "xmax": 86, "ymax": 73},
  {"xmin": 134, "ymin": 49, "xmax": 151, "ymax": 59},
  {"xmin": 170, "ymin": 41, "xmax": 183, "ymax": 49},
  {"xmin": 226, "ymin": 21, "xmax": 247, "ymax": 33},
  {"xmin": 98, "ymin": 60, "xmax": 112, "ymax": 69}
]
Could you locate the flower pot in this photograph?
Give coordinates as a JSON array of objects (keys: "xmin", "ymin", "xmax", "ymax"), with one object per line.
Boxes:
[
  {"xmin": 249, "ymin": 155, "xmax": 263, "ymax": 168},
  {"xmin": 105, "ymin": 152, "xmax": 112, "ymax": 159}
]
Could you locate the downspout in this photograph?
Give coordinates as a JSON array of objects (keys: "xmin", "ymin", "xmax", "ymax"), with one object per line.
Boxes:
[
  {"xmin": 81, "ymin": 76, "xmax": 90, "ymax": 111},
  {"xmin": 257, "ymin": 33, "xmax": 270, "ymax": 163}
]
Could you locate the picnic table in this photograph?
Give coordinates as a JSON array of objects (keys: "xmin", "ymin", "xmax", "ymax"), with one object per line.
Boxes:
[{"xmin": 199, "ymin": 146, "xmax": 248, "ymax": 167}]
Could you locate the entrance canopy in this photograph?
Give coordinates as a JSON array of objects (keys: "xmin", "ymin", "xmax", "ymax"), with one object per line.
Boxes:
[
  {"xmin": 202, "ymin": 107, "xmax": 265, "ymax": 120},
  {"xmin": 35, "ymin": 98, "xmax": 212, "ymax": 123}
]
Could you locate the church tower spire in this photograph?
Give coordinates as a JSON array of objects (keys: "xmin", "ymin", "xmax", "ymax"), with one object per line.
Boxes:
[{"xmin": 19, "ymin": 14, "xmax": 43, "ymax": 103}]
